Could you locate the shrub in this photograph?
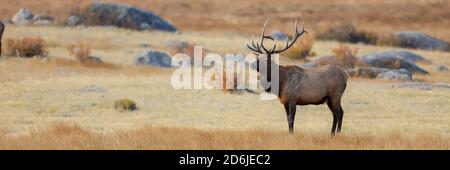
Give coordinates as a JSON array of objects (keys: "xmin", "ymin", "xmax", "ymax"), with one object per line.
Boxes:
[
  {"xmin": 114, "ymin": 98, "xmax": 138, "ymax": 111},
  {"xmin": 377, "ymin": 33, "xmax": 401, "ymax": 46},
  {"xmin": 206, "ymin": 66, "xmax": 249, "ymax": 94},
  {"xmin": 317, "ymin": 23, "xmax": 378, "ymax": 44},
  {"xmin": 6, "ymin": 37, "xmax": 47, "ymax": 58},
  {"xmin": 332, "ymin": 44, "xmax": 360, "ymax": 68},
  {"xmin": 67, "ymin": 43, "xmax": 91, "ymax": 61},
  {"xmin": 282, "ymin": 35, "xmax": 314, "ymax": 60},
  {"xmin": 166, "ymin": 41, "xmax": 209, "ymax": 66}
]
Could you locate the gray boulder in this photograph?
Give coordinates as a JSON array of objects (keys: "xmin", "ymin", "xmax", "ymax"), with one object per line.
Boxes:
[
  {"xmin": 33, "ymin": 14, "xmax": 54, "ymax": 21},
  {"xmin": 347, "ymin": 67, "xmax": 412, "ymax": 81},
  {"xmin": 377, "ymin": 69, "xmax": 412, "ymax": 81},
  {"xmin": 12, "ymin": 8, "xmax": 34, "ymax": 26},
  {"xmin": 397, "ymin": 82, "xmax": 432, "ymax": 90},
  {"xmin": 165, "ymin": 40, "xmax": 190, "ymax": 51},
  {"xmin": 79, "ymin": 85, "xmax": 107, "ymax": 93},
  {"xmin": 362, "ymin": 50, "xmax": 430, "ymax": 64},
  {"xmin": 362, "ymin": 52, "xmax": 428, "ymax": 74},
  {"xmin": 435, "ymin": 83, "xmax": 450, "ymax": 89},
  {"xmin": 271, "ymin": 31, "xmax": 289, "ymax": 41},
  {"xmin": 436, "ymin": 65, "xmax": 448, "ymax": 72},
  {"xmin": 396, "ymin": 82, "xmax": 450, "ymax": 90},
  {"xmin": 135, "ymin": 50, "xmax": 172, "ymax": 67},
  {"xmin": 83, "ymin": 56, "xmax": 103, "ymax": 64},
  {"xmin": 33, "ymin": 14, "xmax": 54, "ymax": 26},
  {"xmin": 395, "ymin": 32, "xmax": 450, "ymax": 52},
  {"xmin": 78, "ymin": 3, "xmax": 177, "ymax": 32},
  {"xmin": 67, "ymin": 15, "xmax": 81, "ymax": 27}
]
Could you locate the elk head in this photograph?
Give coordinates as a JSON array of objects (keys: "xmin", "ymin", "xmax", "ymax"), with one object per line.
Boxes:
[{"xmin": 247, "ymin": 19, "xmax": 307, "ymax": 77}]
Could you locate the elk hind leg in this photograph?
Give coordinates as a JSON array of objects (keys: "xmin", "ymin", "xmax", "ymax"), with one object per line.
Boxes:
[{"xmin": 326, "ymin": 100, "xmax": 338, "ymax": 136}]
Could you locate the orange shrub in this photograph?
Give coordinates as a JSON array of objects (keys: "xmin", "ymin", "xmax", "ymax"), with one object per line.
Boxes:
[
  {"xmin": 332, "ymin": 44, "xmax": 360, "ymax": 68},
  {"xmin": 67, "ymin": 43, "xmax": 91, "ymax": 61},
  {"xmin": 6, "ymin": 37, "xmax": 47, "ymax": 58}
]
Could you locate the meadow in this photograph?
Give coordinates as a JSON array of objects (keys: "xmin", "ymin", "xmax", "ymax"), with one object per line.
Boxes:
[{"xmin": 0, "ymin": 25, "xmax": 449, "ymax": 149}]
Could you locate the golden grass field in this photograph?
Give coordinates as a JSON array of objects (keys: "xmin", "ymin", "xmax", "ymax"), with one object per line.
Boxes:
[
  {"xmin": 0, "ymin": 24, "xmax": 449, "ymax": 149},
  {"xmin": 1, "ymin": 0, "xmax": 450, "ymax": 149},
  {"xmin": 1, "ymin": 0, "xmax": 450, "ymax": 40}
]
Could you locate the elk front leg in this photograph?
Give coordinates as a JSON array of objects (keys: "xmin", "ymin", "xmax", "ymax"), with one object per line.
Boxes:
[{"xmin": 284, "ymin": 103, "xmax": 297, "ymax": 134}]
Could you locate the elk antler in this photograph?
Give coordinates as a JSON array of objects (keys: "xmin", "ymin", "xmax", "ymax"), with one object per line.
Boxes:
[{"xmin": 246, "ymin": 18, "xmax": 307, "ymax": 55}]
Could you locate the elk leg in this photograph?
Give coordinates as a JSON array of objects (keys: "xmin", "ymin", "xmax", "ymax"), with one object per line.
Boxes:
[
  {"xmin": 337, "ymin": 105, "xmax": 344, "ymax": 133},
  {"xmin": 288, "ymin": 103, "xmax": 297, "ymax": 134},
  {"xmin": 284, "ymin": 103, "xmax": 297, "ymax": 134},
  {"xmin": 327, "ymin": 100, "xmax": 338, "ymax": 136},
  {"xmin": 283, "ymin": 104, "xmax": 290, "ymax": 133}
]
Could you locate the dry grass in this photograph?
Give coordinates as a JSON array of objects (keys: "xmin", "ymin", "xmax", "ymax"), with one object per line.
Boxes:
[
  {"xmin": 5, "ymin": 37, "xmax": 47, "ymax": 58},
  {"xmin": 1, "ymin": 0, "xmax": 449, "ymax": 41},
  {"xmin": 67, "ymin": 43, "xmax": 91, "ymax": 61},
  {"xmin": 0, "ymin": 22, "xmax": 449, "ymax": 149},
  {"xmin": 0, "ymin": 123, "xmax": 447, "ymax": 150},
  {"xmin": 331, "ymin": 44, "xmax": 360, "ymax": 68}
]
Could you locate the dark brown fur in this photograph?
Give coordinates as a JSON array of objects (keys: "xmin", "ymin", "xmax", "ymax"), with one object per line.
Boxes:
[
  {"xmin": 0, "ymin": 21, "xmax": 4, "ymax": 56},
  {"xmin": 260, "ymin": 61, "xmax": 348, "ymax": 136}
]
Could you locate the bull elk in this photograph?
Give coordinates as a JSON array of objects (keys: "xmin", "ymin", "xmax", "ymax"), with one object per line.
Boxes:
[
  {"xmin": 0, "ymin": 21, "xmax": 4, "ymax": 56},
  {"xmin": 247, "ymin": 19, "xmax": 348, "ymax": 136}
]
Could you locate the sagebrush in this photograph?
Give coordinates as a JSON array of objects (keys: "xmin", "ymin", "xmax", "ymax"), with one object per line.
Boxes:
[
  {"xmin": 331, "ymin": 44, "xmax": 360, "ymax": 68},
  {"xmin": 6, "ymin": 37, "xmax": 47, "ymax": 58}
]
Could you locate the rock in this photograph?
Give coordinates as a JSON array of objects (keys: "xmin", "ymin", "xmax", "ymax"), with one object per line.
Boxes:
[
  {"xmin": 82, "ymin": 56, "xmax": 103, "ymax": 64},
  {"xmin": 377, "ymin": 69, "xmax": 412, "ymax": 81},
  {"xmin": 12, "ymin": 8, "xmax": 34, "ymax": 26},
  {"xmin": 33, "ymin": 20, "xmax": 53, "ymax": 26},
  {"xmin": 135, "ymin": 50, "xmax": 172, "ymax": 67},
  {"xmin": 79, "ymin": 85, "xmax": 107, "ymax": 93},
  {"xmin": 33, "ymin": 14, "xmax": 54, "ymax": 26},
  {"xmin": 397, "ymin": 82, "xmax": 432, "ymax": 90},
  {"xmin": 67, "ymin": 15, "xmax": 81, "ymax": 27},
  {"xmin": 165, "ymin": 40, "xmax": 190, "ymax": 51},
  {"xmin": 317, "ymin": 23, "xmax": 377, "ymax": 44},
  {"xmin": 362, "ymin": 52, "xmax": 428, "ymax": 74},
  {"xmin": 33, "ymin": 14, "xmax": 54, "ymax": 21},
  {"xmin": 362, "ymin": 50, "xmax": 430, "ymax": 64},
  {"xmin": 302, "ymin": 55, "xmax": 335, "ymax": 68},
  {"xmin": 396, "ymin": 82, "xmax": 450, "ymax": 90},
  {"xmin": 347, "ymin": 67, "xmax": 412, "ymax": 81},
  {"xmin": 139, "ymin": 43, "xmax": 151, "ymax": 48},
  {"xmin": 347, "ymin": 67, "xmax": 390, "ymax": 78},
  {"xmin": 271, "ymin": 31, "xmax": 289, "ymax": 41},
  {"xmin": 79, "ymin": 3, "xmax": 177, "ymax": 32},
  {"xmin": 395, "ymin": 31, "xmax": 450, "ymax": 52},
  {"xmin": 436, "ymin": 65, "xmax": 449, "ymax": 72},
  {"xmin": 434, "ymin": 83, "xmax": 450, "ymax": 89}
]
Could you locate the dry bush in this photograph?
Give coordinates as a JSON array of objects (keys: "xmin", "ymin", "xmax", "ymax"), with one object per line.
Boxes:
[
  {"xmin": 282, "ymin": 35, "xmax": 314, "ymax": 60},
  {"xmin": 67, "ymin": 43, "xmax": 91, "ymax": 61},
  {"xmin": 377, "ymin": 33, "xmax": 401, "ymax": 47},
  {"xmin": 331, "ymin": 44, "xmax": 360, "ymax": 68},
  {"xmin": 167, "ymin": 41, "xmax": 209, "ymax": 66},
  {"xmin": 114, "ymin": 98, "xmax": 138, "ymax": 111},
  {"xmin": 0, "ymin": 124, "xmax": 448, "ymax": 149},
  {"xmin": 6, "ymin": 37, "xmax": 47, "ymax": 58},
  {"xmin": 208, "ymin": 68, "xmax": 244, "ymax": 93},
  {"xmin": 317, "ymin": 24, "xmax": 378, "ymax": 45}
]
